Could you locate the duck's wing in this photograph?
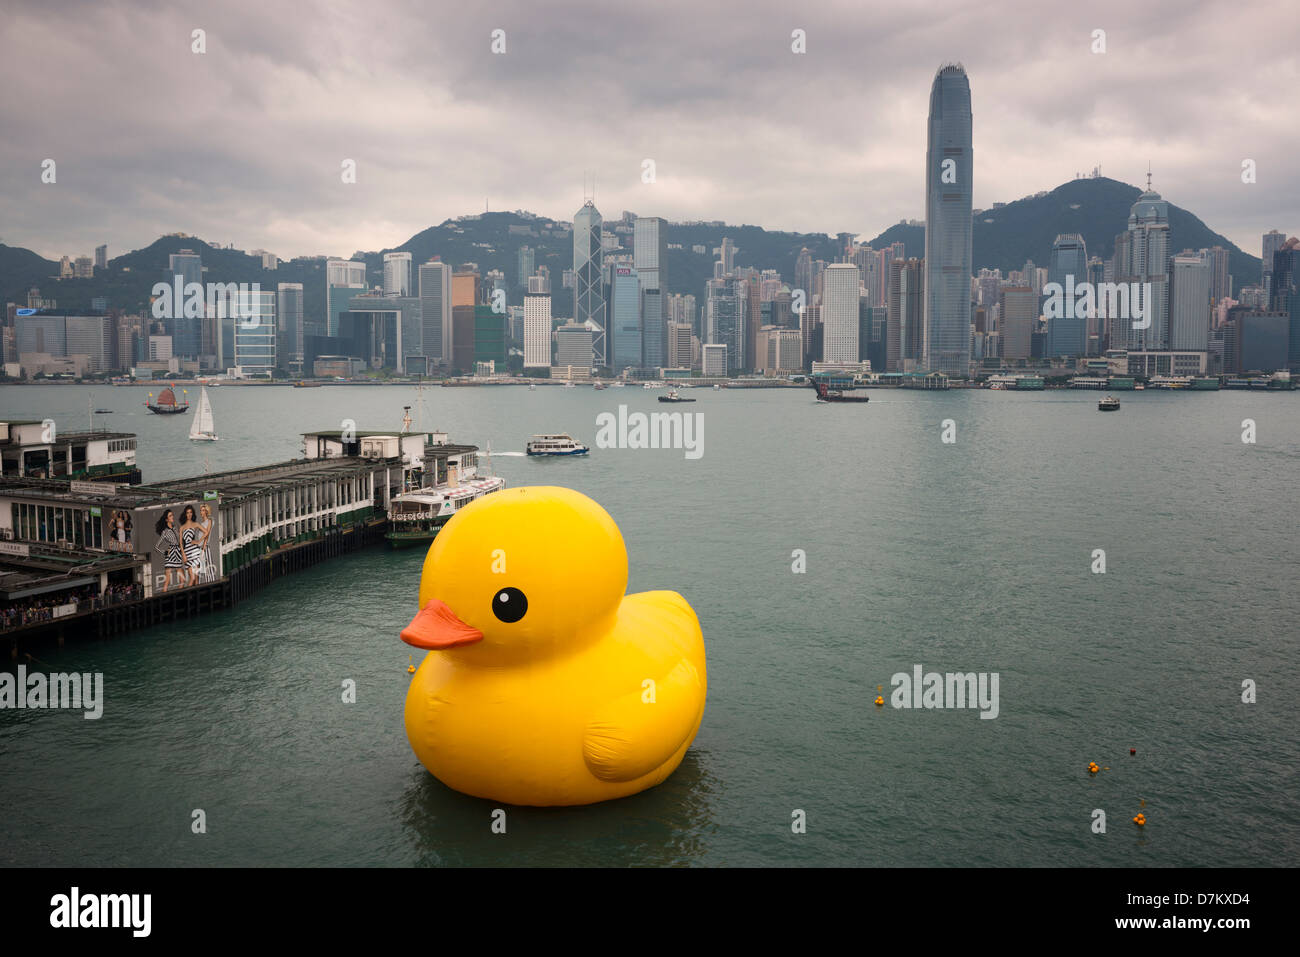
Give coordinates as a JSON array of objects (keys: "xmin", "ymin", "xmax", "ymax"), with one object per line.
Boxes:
[{"xmin": 581, "ymin": 591, "xmax": 706, "ymax": 782}]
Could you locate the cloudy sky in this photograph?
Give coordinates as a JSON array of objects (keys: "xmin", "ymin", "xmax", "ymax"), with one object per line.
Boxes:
[{"xmin": 2, "ymin": 0, "xmax": 1296, "ymax": 262}]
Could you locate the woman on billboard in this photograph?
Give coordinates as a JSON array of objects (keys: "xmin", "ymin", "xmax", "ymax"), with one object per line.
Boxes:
[
  {"xmin": 180, "ymin": 505, "xmax": 205, "ymax": 588},
  {"xmin": 198, "ymin": 504, "xmax": 216, "ymax": 582},
  {"xmin": 153, "ymin": 510, "xmax": 184, "ymax": 592}
]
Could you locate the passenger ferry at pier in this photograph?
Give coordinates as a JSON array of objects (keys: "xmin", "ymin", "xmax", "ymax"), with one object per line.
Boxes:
[
  {"xmin": 385, "ymin": 438, "xmax": 506, "ymax": 548},
  {"xmin": 525, "ymin": 434, "xmax": 589, "ymax": 456}
]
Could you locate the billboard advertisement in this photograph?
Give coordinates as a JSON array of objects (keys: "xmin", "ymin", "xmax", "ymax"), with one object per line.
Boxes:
[{"xmin": 133, "ymin": 502, "xmax": 222, "ymax": 592}]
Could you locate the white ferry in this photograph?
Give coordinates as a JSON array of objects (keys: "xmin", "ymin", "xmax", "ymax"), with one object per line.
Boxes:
[
  {"xmin": 386, "ymin": 439, "xmax": 506, "ymax": 548},
  {"xmin": 525, "ymin": 433, "xmax": 590, "ymax": 457}
]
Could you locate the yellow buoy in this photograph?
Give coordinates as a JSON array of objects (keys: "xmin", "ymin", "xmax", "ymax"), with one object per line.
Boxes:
[
  {"xmin": 874, "ymin": 695, "xmax": 884, "ymax": 706},
  {"xmin": 1133, "ymin": 813, "xmax": 1146, "ymax": 826}
]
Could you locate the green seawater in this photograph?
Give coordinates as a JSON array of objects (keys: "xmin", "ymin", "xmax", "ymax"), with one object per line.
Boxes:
[{"xmin": 1, "ymin": 383, "xmax": 1297, "ymax": 866}]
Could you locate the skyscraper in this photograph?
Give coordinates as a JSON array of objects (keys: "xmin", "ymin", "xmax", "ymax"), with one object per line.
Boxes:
[
  {"xmin": 1045, "ymin": 233, "xmax": 1088, "ymax": 357},
  {"xmin": 418, "ymin": 259, "xmax": 452, "ymax": 365},
  {"xmin": 923, "ymin": 63, "xmax": 974, "ymax": 376},
  {"xmin": 574, "ymin": 201, "xmax": 607, "ymax": 366},
  {"xmin": 517, "ymin": 246, "xmax": 535, "ymax": 290},
  {"xmin": 1113, "ymin": 181, "xmax": 1170, "ymax": 350},
  {"xmin": 1169, "ymin": 251, "xmax": 1212, "ymax": 352},
  {"xmin": 168, "ymin": 249, "xmax": 201, "ymax": 289},
  {"xmin": 634, "ymin": 217, "xmax": 667, "ymax": 368},
  {"xmin": 383, "ymin": 252, "xmax": 412, "ymax": 297},
  {"xmin": 610, "ymin": 267, "xmax": 641, "ymax": 371},
  {"xmin": 1208, "ymin": 246, "xmax": 1231, "ymax": 305},
  {"xmin": 94, "ymin": 244, "xmax": 108, "ymax": 270},
  {"xmin": 795, "ymin": 248, "xmax": 813, "ymax": 301},
  {"xmin": 326, "ymin": 259, "xmax": 367, "ymax": 338},
  {"xmin": 523, "ymin": 294, "xmax": 551, "ymax": 369},
  {"xmin": 720, "ymin": 237, "xmax": 736, "ymax": 275},
  {"xmin": 888, "ymin": 258, "xmax": 924, "ymax": 371},
  {"xmin": 1262, "ymin": 229, "xmax": 1286, "ymax": 300},
  {"xmin": 821, "ymin": 263, "xmax": 861, "ymax": 364},
  {"xmin": 277, "ymin": 282, "xmax": 304, "ymax": 373},
  {"xmin": 999, "ymin": 286, "xmax": 1036, "ymax": 360}
]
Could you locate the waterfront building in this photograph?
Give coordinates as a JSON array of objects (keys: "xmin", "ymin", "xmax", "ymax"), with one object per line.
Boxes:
[
  {"xmin": 1169, "ymin": 251, "xmax": 1213, "ymax": 352},
  {"xmin": 418, "ymin": 259, "xmax": 452, "ymax": 367},
  {"xmin": 999, "ymin": 286, "xmax": 1037, "ymax": 360},
  {"xmin": 610, "ymin": 267, "xmax": 641, "ymax": 372},
  {"xmin": 1, "ymin": 420, "xmax": 139, "ymax": 482},
  {"xmin": 1112, "ymin": 178, "xmax": 1171, "ymax": 350},
  {"xmin": 383, "ymin": 252, "xmax": 412, "ymax": 297},
  {"xmin": 326, "ymin": 259, "xmax": 368, "ymax": 339},
  {"xmin": 822, "ymin": 263, "xmax": 861, "ymax": 364},
  {"xmin": 887, "ymin": 258, "xmax": 924, "ymax": 371},
  {"xmin": 1044, "ymin": 234, "xmax": 1088, "ymax": 357},
  {"xmin": 924, "ymin": 63, "xmax": 974, "ymax": 376},
  {"xmin": 554, "ymin": 323, "xmax": 594, "ymax": 371},
  {"xmin": 701, "ymin": 343, "xmax": 727, "ymax": 377},
  {"xmin": 523, "ymin": 294, "xmax": 551, "ymax": 369},
  {"xmin": 230, "ymin": 289, "xmax": 276, "ymax": 376}
]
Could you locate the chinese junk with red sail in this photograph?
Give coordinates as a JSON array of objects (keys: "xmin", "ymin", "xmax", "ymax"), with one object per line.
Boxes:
[{"xmin": 144, "ymin": 386, "xmax": 189, "ymax": 415}]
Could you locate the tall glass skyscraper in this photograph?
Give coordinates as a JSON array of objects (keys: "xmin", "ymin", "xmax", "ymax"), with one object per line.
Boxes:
[
  {"xmin": 923, "ymin": 64, "xmax": 973, "ymax": 376},
  {"xmin": 634, "ymin": 217, "xmax": 667, "ymax": 368},
  {"xmin": 611, "ymin": 267, "xmax": 641, "ymax": 372},
  {"xmin": 1045, "ymin": 233, "xmax": 1088, "ymax": 357},
  {"xmin": 574, "ymin": 202, "xmax": 606, "ymax": 365}
]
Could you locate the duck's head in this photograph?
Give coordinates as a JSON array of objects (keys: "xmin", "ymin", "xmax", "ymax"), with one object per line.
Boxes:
[{"xmin": 400, "ymin": 486, "xmax": 628, "ymax": 665}]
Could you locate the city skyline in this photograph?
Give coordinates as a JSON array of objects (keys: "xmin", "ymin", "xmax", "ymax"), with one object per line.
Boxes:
[{"xmin": 2, "ymin": 0, "xmax": 1296, "ymax": 261}]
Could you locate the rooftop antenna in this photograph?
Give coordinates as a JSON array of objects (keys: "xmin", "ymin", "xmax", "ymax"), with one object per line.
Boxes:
[{"xmin": 1146, "ymin": 163, "xmax": 1153, "ymax": 191}]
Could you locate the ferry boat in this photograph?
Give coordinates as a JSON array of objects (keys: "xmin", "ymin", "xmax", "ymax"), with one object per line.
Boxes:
[
  {"xmin": 1098, "ymin": 395, "xmax": 1121, "ymax": 411},
  {"xmin": 564, "ymin": 381, "xmax": 576, "ymax": 389},
  {"xmin": 811, "ymin": 378, "xmax": 869, "ymax": 403},
  {"xmin": 293, "ymin": 381, "xmax": 322, "ymax": 388},
  {"xmin": 658, "ymin": 389, "xmax": 696, "ymax": 403},
  {"xmin": 144, "ymin": 386, "xmax": 189, "ymax": 415},
  {"xmin": 642, "ymin": 381, "xmax": 664, "ymax": 390},
  {"xmin": 593, "ymin": 382, "xmax": 607, "ymax": 391},
  {"xmin": 385, "ymin": 441, "xmax": 506, "ymax": 548},
  {"xmin": 525, "ymin": 434, "xmax": 589, "ymax": 456}
]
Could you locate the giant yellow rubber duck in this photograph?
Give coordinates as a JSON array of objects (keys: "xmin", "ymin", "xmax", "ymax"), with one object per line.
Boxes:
[{"xmin": 400, "ymin": 486, "xmax": 707, "ymax": 806}]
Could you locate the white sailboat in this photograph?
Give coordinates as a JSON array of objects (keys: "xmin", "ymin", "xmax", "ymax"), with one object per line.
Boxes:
[{"xmin": 189, "ymin": 386, "xmax": 219, "ymax": 441}]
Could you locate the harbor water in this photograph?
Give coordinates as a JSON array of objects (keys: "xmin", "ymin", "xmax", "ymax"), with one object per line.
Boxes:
[{"xmin": 1, "ymin": 383, "xmax": 1297, "ymax": 866}]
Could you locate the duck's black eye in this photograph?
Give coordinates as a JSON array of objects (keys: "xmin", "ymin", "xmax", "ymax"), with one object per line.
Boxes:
[{"xmin": 492, "ymin": 587, "xmax": 527, "ymax": 623}]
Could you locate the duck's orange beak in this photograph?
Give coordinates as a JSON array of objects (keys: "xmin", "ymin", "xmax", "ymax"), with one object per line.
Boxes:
[{"xmin": 400, "ymin": 599, "xmax": 484, "ymax": 649}]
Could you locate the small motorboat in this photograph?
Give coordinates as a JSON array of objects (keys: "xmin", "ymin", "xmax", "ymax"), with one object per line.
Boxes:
[{"xmin": 658, "ymin": 389, "xmax": 696, "ymax": 403}]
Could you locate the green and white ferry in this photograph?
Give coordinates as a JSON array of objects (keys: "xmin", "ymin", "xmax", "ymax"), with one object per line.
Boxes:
[{"xmin": 385, "ymin": 437, "xmax": 506, "ymax": 548}]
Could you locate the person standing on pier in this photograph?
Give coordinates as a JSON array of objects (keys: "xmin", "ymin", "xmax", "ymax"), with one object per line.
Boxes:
[
  {"xmin": 154, "ymin": 510, "xmax": 184, "ymax": 592},
  {"xmin": 180, "ymin": 505, "xmax": 204, "ymax": 588}
]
